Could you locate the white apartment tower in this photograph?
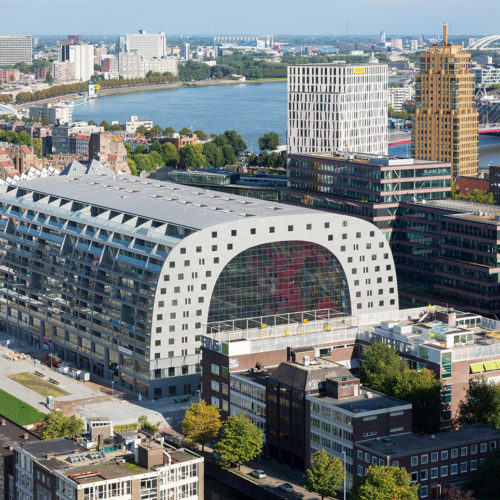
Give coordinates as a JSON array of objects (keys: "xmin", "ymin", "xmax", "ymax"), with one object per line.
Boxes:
[
  {"xmin": 69, "ymin": 44, "xmax": 94, "ymax": 82},
  {"xmin": 125, "ymin": 30, "xmax": 167, "ymax": 59},
  {"xmin": 287, "ymin": 63, "xmax": 388, "ymax": 155}
]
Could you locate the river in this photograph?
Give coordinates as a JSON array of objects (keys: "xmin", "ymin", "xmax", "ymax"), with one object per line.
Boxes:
[
  {"xmin": 204, "ymin": 477, "xmax": 251, "ymax": 500},
  {"xmin": 74, "ymin": 81, "xmax": 500, "ymax": 165}
]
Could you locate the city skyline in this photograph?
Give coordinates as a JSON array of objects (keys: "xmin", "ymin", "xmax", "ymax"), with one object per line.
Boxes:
[{"xmin": 2, "ymin": 0, "xmax": 500, "ymax": 36}]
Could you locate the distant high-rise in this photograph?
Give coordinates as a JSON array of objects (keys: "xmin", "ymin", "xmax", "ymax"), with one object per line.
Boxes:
[
  {"xmin": 69, "ymin": 44, "xmax": 94, "ymax": 82},
  {"xmin": 123, "ymin": 30, "xmax": 167, "ymax": 59},
  {"xmin": 287, "ymin": 63, "xmax": 388, "ymax": 155},
  {"xmin": 182, "ymin": 42, "xmax": 191, "ymax": 61},
  {"xmin": 412, "ymin": 24, "xmax": 478, "ymax": 178},
  {"xmin": 380, "ymin": 31, "xmax": 386, "ymax": 44},
  {"xmin": 0, "ymin": 35, "xmax": 32, "ymax": 66},
  {"xmin": 391, "ymin": 38, "xmax": 403, "ymax": 51}
]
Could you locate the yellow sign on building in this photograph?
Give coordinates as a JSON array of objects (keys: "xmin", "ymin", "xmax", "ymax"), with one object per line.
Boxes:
[{"xmin": 353, "ymin": 67, "xmax": 366, "ymax": 74}]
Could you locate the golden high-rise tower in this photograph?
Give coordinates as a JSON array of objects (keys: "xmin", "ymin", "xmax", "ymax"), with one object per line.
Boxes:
[{"xmin": 412, "ymin": 24, "xmax": 478, "ymax": 179}]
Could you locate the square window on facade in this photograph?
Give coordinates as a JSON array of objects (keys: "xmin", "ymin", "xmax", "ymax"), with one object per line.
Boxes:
[
  {"xmin": 155, "ymin": 340, "xmax": 161, "ymax": 346},
  {"xmin": 420, "ymin": 486, "xmax": 428, "ymax": 498},
  {"xmin": 430, "ymin": 468, "xmax": 438, "ymax": 479},
  {"xmin": 169, "ymin": 262, "xmax": 175, "ymax": 268},
  {"xmin": 451, "ymin": 448, "xmax": 458, "ymax": 459},
  {"xmin": 341, "ymin": 245, "xmax": 346, "ymax": 252},
  {"xmin": 269, "ymin": 227, "xmax": 275, "ymax": 233},
  {"xmin": 288, "ymin": 225, "xmax": 293, "ymax": 231},
  {"xmin": 227, "ymin": 244, "xmax": 233, "ymax": 250},
  {"xmin": 411, "ymin": 472, "xmax": 418, "ymax": 483},
  {"xmin": 342, "ymin": 233, "xmax": 347, "ymax": 240},
  {"xmin": 328, "ymin": 235, "xmax": 333, "ymax": 241},
  {"xmin": 180, "ymin": 248, "xmax": 186, "ymax": 254},
  {"xmin": 420, "ymin": 470, "xmax": 428, "ymax": 481},
  {"xmin": 161, "ymin": 288, "xmax": 166, "ymax": 295},
  {"xmin": 212, "ymin": 245, "xmax": 217, "ymax": 251},
  {"xmin": 212, "ymin": 231, "xmax": 217, "ymax": 238},
  {"xmin": 251, "ymin": 228, "xmax": 256, "ymax": 234},
  {"xmin": 421, "ymin": 454, "xmax": 428, "ymax": 464},
  {"xmin": 461, "ymin": 446, "xmax": 468, "ymax": 457},
  {"xmin": 231, "ymin": 230, "xmax": 237, "ymax": 236},
  {"xmin": 163, "ymin": 275, "xmax": 169, "ymax": 282},
  {"xmin": 156, "ymin": 327, "xmax": 162, "ymax": 333},
  {"xmin": 470, "ymin": 460, "xmax": 477, "ymax": 471},
  {"xmin": 470, "ymin": 444, "xmax": 477, "ymax": 455},
  {"xmin": 168, "ymin": 351, "xmax": 174, "ymax": 358},
  {"xmin": 169, "ymin": 326, "xmax": 175, "ymax": 332},
  {"xmin": 431, "ymin": 452, "xmax": 438, "ymax": 462},
  {"xmin": 157, "ymin": 314, "xmax": 163, "ymax": 321},
  {"xmin": 158, "ymin": 301, "xmax": 164, "ymax": 307},
  {"xmin": 306, "ymin": 224, "xmax": 312, "ymax": 230},
  {"xmin": 451, "ymin": 464, "xmax": 458, "ymax": 475},
  {"xmin": 196, "ymin": 246, "xmax": 202, "ymax": 253},
  {"xmin": 155, "ymin": 353, "xmax": 160, "ymax": 360},
  {"xmin": 169, "ymin": 338, "xmax": 174, "ymax": 344},
  {"xmin": 343, "ymin": 221, "xmax": 348, "ymax": 227},
  {"xmin": 460, "ymin": 462, "xmax": 467, "ymax": 473},
  {"xmin": 324, "ymin": 222, "xmax": 330, "ymax": 229},
  {"xmin": 440, "ymin": 466, "xmax": 448, "ymax": 477},
  {"xmin": 411, "ymin": 456, "xmax": 418, "ymax": 466}
]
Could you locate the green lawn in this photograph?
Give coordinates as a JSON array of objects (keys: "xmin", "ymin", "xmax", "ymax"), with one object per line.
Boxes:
[
  {"xmin": 0, "ymin": 388, "xmax": 46, "ymax": 426},
  {"xmin": 8, "ymin": 372, "xmax": 69, "ymax": 398}
]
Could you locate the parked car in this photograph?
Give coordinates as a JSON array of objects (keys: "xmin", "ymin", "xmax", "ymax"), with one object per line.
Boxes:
[
  {"xmin": 278, "ymin": 483, "xmax": 293, "ymax": 493},
  {"xmin": 250, "ymin": 469, "xmax": 266, "ymax": 479}
]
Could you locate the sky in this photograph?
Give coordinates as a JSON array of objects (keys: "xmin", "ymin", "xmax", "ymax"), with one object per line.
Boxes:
[{"xmin": 1, "ymin": 0, "xmax": 499, "ymax": 36}]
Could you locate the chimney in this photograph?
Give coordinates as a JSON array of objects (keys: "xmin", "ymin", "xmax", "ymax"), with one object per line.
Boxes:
[
  {"xmin": 443, "ymin": 23, "xmax": 448, "ymax": 45},
  {"xmin": 23, "ymin": 432, "xmax": 29, "ymax": 440},
  {"xmin": 303, "ymin": 356, "xmax": 310, "ymax": 366},
  {"xmin": 1, "ymin": 418, "xmax": 6, "ymax": 426}
]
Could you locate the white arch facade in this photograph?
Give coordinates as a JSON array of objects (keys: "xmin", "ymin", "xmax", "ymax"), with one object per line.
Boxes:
[{"xmin": 151, "ymin": 212, "xmax": 399, "ymax": 393}]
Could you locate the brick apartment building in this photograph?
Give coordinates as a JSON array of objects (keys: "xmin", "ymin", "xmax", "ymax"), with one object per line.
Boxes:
[
  {"xmin": 160, "ymin": 133, "xmax": 199, "ymax": 152},
  {"xmin": 354, "ymin": 424, "xmax": 500, "ymax": 499},
  {"xmin": 88, "ymin": 132, "xmax": 130, "ymax": 174}
]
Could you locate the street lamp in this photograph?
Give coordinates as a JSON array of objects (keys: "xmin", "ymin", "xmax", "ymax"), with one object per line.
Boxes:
[
  {"xmin": 111, "ymin": 380, "xmax": 114, "ymax": 398},
  {"xmin": 342, "ymin": 450, "xmax": 346, "ymax": 500}
]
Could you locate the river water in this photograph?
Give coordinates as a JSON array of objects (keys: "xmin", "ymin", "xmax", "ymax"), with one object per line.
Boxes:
[{"xmin": 74, "ymin": 81, "xmax": 500, "ymax": 166}]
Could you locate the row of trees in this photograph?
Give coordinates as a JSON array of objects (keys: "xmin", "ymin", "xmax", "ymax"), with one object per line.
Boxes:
[
  {"xmin": 15, "ymin": 74, "xmax": 179, "ymax": 104},
  {"xmin": 125, "ymin": 129, "xmax": 247, "ymax": 174}
]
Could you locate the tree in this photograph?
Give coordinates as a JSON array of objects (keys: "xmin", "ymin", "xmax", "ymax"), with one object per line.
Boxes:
[
  {"xmin": 258, "ymin": 131, "xmax": 281, "ymax": 151},
  {"xmin": 164, "ymin": 126, "xmax": 176, "ymax": 136},
  {"xmin": 360, "ymin": 342, "xmax": 404, "ymax": 395},
  {"xmin": 32, "ymin": 138, "xmax": 42, "ymax": 157},
  {"xmin": 214, "ymin": 414, "xmax": 263, "ymax": 469},
  {"xmin": 179, "ymin": 127, "xmax": 191, "ymax": 136},
  {"xmin": 441, "ymin": 485, "xmax": 476, "ymax": 500},
  {"xmin": 203, "ymin": 141, "xmax": 224, "ymax": 168},
  {"xmin": 99, "ymin": 120, "xmax": 111, "ymax": 132},
  {"xmin": 135, "ymin": 125, "xmax": 149, "ymax": 136},
  {"xmin": 467, "ymin": 448, "xmax": 500, "ymax": 500},
  {"xmin": 161, "ymin": 142, "xmax": 180, "ymax": 167},
  {"xmin": 149, "ymin": 124, "xmax": 164, "ymax": 137},
  {"xmin": 194, "ymin": 129, "xmax": 208, "ymax": 140},
  {"xmin": 111, "ymin": 123, "xmax": 122, "ymax": 131},
  {"xmin": 351, "ymin": 466, "xmax": 419, "ymax": 500},
  {"xmin": 45, "ymin": 73, "xmax": 53, "ymax": 83},
  {"xmin": 393, "ymin": 367, "xmax": 442, "ymax": 434},
  {"xmin": 38, "ymin": 411, "xmax": 85, "ymax": 439},
  {"xmin": 221, "ymin": 130, "xmax": 247, "ymax": 155},
  {"xmin": 181, "ymin": 400, "xmax": 222, "ymax": 451},
  {"xmin": 305, "ymin": 449, "xmax": 344, "ymax": 500},
  {"xmin": 182, "ymin": 143, "xmax": 207, "ymax": 168},
  {"xmin": 127, "ymin": 158, "xmax": 138, "ymax": 176},
  {"xmin": 221, "ymin": 143, "xmax": 236, "ymax": 165},
  {"xmin": 457, "ymin": 376, "xmax": 500, "ymax": 429}
]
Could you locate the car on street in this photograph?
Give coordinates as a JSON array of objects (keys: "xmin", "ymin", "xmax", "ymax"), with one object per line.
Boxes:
[
  {"xmin": 278, "ymin": 483, "xmax": 294, "ymax": 493},
  {"xmin": 250, "ymin": 469, "xmax": 266, "ymax": 479}
]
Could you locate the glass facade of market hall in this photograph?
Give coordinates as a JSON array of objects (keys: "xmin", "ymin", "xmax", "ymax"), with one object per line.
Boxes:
[{"xmin": 208, "ymin": 241, "xmax": 351, "ymax": 323}]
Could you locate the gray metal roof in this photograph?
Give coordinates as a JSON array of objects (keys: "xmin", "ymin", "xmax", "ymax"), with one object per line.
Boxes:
[{"xmin": 10, "ymin": 173, "xmax": 315, "ymax": 230}]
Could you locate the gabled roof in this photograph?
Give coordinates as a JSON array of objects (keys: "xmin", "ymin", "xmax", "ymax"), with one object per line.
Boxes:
[
  {"xmin": 60, "ymin": 160, "xmax": 86, "ymax": 176},
  {"xmin": 86, "ymin": 159, "xmax": 114, "ymax": 176}
]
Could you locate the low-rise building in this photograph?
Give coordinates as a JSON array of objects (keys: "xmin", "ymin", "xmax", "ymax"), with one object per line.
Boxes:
[
  {"xmin": 354, "ymin": 424, "xmax": 500, "ymax": 499},
  {"xmin": 160, "ymin": 133, "xmax": 198, "ymax": 152},
  {"xmin": 389, "ymin": 85, "xmax": 414, "ymax": 111},
  {"xmin": 52, "ymin": 122, "xmax": 104, "ymax": 154},
  {"xmin": 69, "ymin": 133, "xmax": 90, "ymax": 158},
  {"xmin": 307, "ymin": 380, "xmax": 412, "ymax": 488},
  {"xmin": 0, "ymin": 414, "xmax": 40, "ymax": 500},
  {"xmin": 52, "ymin": 61, "xmax": 76, "ymax": 82},
  {"xmin": 29, "ymin": 102, "xmax": 73, "ymax": 124},
  {"xmin": 13, "ymin": 434, "xmax": 204, "ymax": 500},
  {"xmin": 124, "ymin": 116, "xmax": 153, "ymax": 134}
]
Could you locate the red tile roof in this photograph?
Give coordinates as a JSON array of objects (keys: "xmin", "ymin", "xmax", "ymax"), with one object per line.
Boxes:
[{"xmin": 456, "ymin": 176, "xmax": 490, "ymax": 194}]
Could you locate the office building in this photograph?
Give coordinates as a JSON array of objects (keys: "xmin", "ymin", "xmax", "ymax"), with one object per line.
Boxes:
[
  {"xmin": 13, "ymin": 434, "xmax": 203, "ymax": 500},
  {"xmin": 355, "ymin": 424, "xmax": 500, "ymax": 499},
  {"xmin": 472, "ymin": 65, "xmax": 500, "ymax": 86},
  {"xmin": 389, "ymin": 85, "xmax": 414, "ymax": 111},
  {"xmin": 183, "ymin": 42, "xmax": 191, "ymax": 60},
  {"xmin": 0, "ymin": 35, "xmax": 32, "ymax": 66},
  {"xmin": 59, "ymin": 35, "xmax": 82, "ymax": 62},
  {"xmin": 69, "ymin": 44, "xmax": 94, "ymax": 82},
  {"xmin": 287, "ymin": 63, "xmax": 388, "ymax": 155},
  {"xmin": 52, "ymin": 122, "xmax": 104, "ymax": 153},
  {"xmin": 308, "ymin": 378, "xmax": 411, "ymax": 487},
  {"xmin": 410, "ymin": 39, "xmax": 418, "ymax": 51},
  {"xmin": 0, "ymin": 175, "xmax": 397, "ymax": 397},
  {"xmin": 412, "ymin": 24, "xmax": 478, "ymax": 178},
  {"xmin": 123, "ymin": 30, "xmax": 167, "ymax": 59},
  {"xmin": 391, "ymin": 38, "xmax": 403, "ymax": 51},
  {"xmin": 380, "ymin": 32, "xmax": 386, "ymax": 44},
  {"xmin": 34, "ymin": 65, "xmax": 51, "ymax": 81},
  {"xmin": 118, "ymin": 52, "xmax": 178, "ymax": 79},
  {"xmin": 124, "ymin": 115, "xmax": 153, "ymax": 134},
  {"xmin": 52, "ymin": 61, "xmax": 76, "ymax": 82},
  {"xmin": 29, "ymin": 102, "xmax": 73, "ymax": 124}
]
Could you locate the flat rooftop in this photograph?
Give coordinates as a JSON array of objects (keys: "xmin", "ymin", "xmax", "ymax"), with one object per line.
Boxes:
[
  {"xmin": 0, "ymin": 415, "xmax": 40, "ymax": 453},
  {"xmin": 8, "ymin": 174, "xmax": 313, "ymax": 231},
  {"xmin": 288, "ymin": 151, "xmax": 446, "ymax": 167},
  {"xmin": 357, "ymin": 424, "xmax": 500, "ymax": 457},
  {"xmin": 310, "ymin": 388, "xmax": 410, "ymax": 414},
  {"xmin": 410, "ymin": 198, "xmax": 500, "ymax": 225},
  {"xmin": 233, "ymin": 368, "xmax": 275, "ymax": 386}
]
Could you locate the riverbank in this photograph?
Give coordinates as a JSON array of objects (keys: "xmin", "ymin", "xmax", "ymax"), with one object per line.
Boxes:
[{"xmin": 14, "ymin": 77, "xmax": 286, "ymax": 110}]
